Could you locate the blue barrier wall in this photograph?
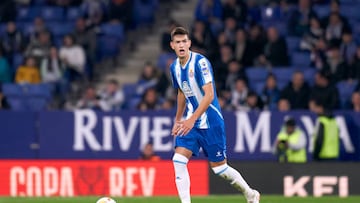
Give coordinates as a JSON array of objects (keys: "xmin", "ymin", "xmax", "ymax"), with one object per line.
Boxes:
[{"xmin": 0, "ymin": 110, "xmax": 359, "ymax": 160}]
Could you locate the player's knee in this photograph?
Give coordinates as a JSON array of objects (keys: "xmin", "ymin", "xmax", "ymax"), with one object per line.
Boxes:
[
  {"xmin": 212, "ymin": 163, "xmax": 228, "ymax": 176},
  {"xmin": 172, "ymin": 153, "xmax": 189, "ymax": 165}
]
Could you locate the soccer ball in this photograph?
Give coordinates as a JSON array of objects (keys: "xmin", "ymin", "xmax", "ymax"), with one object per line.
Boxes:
[{"xmin": 96, "ymin": 197, "xmax": 117, "ymax": 203}]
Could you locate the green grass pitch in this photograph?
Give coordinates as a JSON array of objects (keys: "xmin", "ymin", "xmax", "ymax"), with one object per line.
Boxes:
[{"xmin": 1, "ymin": 195, "xmax": 360, "ymax": 203}]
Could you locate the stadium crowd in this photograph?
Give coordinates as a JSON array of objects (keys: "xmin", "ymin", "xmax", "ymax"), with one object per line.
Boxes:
[{"xmin": 0, "ymin": 0, "xmax": 360, "ymax": 113}]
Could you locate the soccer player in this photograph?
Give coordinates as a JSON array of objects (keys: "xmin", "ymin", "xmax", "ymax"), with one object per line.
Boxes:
[{"xmin": 169, "ymin": 27, "xmax": 260, "ymax": 203}]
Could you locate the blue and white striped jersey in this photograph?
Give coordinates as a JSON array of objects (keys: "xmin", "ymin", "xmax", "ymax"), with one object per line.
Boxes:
[{"xmin": 170, "ymin": 51, "xmax": 224, "ymax": 129}]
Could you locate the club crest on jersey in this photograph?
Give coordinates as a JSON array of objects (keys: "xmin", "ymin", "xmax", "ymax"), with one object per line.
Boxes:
[
  {"xmin": 182, "ymin": 81, "xmax": 194, "ymax": 97},
  {"xmin": 189, "ymin": 69, "xmax": 194, "ymax": 77}
]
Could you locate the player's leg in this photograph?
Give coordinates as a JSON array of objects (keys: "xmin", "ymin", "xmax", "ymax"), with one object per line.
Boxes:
[
  {"xmin": 172, "ymin": 130, "xmax": 200, "ymax": 203},
  {"xmin": 201, "ymin": 125, "xmax": 260, "ymax": 203},
  {"xmin": 210, "ymin": 160, "xmax": 260, "ymax": 203}
]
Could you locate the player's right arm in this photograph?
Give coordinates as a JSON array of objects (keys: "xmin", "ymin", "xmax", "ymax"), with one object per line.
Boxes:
[{"xmin": 172, "ymin": 89, "xmax": 186, "ymax": 136}]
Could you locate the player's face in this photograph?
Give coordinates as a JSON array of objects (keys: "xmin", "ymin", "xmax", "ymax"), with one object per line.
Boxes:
[{"xmin": 171, "ymin": 34, "xmax": 191, "ymax": 59}]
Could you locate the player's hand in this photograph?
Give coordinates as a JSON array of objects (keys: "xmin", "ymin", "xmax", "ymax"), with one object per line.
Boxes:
[
  {"xmin": 171, "ymin": 121, "xmax": 182, "ymax": 136},
  {"xmin": 178, "ymin": 118, "xmax": 195, "ymax": 136}
]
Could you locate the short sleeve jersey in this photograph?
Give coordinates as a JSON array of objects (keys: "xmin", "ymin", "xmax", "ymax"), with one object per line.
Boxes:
[{"xmin": 170, "ymin": 51, "xmax": 224, "ymax": 129}]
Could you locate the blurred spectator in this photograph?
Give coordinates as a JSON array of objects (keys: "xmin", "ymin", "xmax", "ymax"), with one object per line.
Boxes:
[
  {"xmin": 325, "ymin": 12, "xmax": 345, "ymax": 42},
  {"xmin": 139, "ymin": 142, "xmax": 160, "ymax": 161},
  {"xmin": 274, "ymin": 117, "xmax": 307, "ymax": 163},
  {"xmin": 277, "ymin": 98, "xmax": 291, "ymax": 112},
  {"xmin": 224, "ymin": 60, "xmax": 247, "ymax": 92},
  {"xmin": 137, "ymin": 88, "xmax": 161, "ymax": 111},
  {"xmin": 0, "ymin": 0, "xmax": 16, "ymax": 23},
  {"xmin": 15, "ymin": 57, "xmax": 41, "ymax": 84},
  {"xmin": 242, "ymin": 91, "xmax": 263, "ymax": 112},
  {"xmin": 223, "ymin": 17, "xmax": 237, "ymax": 44},
  {"xmin": 0, "ymin": 86, "xmax": 10, "ymax": 110},
  {"xmin": 161, "ymin": 19, "xmax": 179, "ymax": 53},
  {"xmin": 300, "ymin": 17, "xmax": 323, "ymax": 51},
  {"xmin": 46, "ymin": 0, "xmax": 82, "ymax": 7},
  {"xmin": 136, "ymin": 62, "xmax": 160, "ymax": 96},
  {"xmin": 280, "ymin": 71, "xmax": 310, "ymax": 109},
  {"xmin": 222, "ymin": 0, "xmax": 247, "ymax": 23},
  {"xmin": 321, "ymin": 0, "xmax": 349, "ymax": 29},
  {"xmin": 231, "ymin": 77, "xmax": 249, "ymax": 110},
  {"xmin": 351, "ymin": 91, "xmax": 360, "ymax": 112},
  {"xmin": 190, "ymin": 20, "xmax": 215, "ymax": 57},
  {"xmin": 98, "ymin": 79, "xmax": 125, "ymax": 111},
  {"xmin": 257, "ymin": 27, "xmax": 289, "ymax": 67},
  {"xmin": 247, "ymin": 23, "xmax": 266, "ymax": 67},
  {"xmin": 108, "ymin": 0, "xmax": 133, "ymax": 30},
  {"xmin": 25, "ymin": 31, "xmax": 52, "ymax": 65},
  {"xmin": 323, "ymin": 44, "xmax": 349, "ymax": 83},
  {"xmin": 340, "ymin": 29, "xmax": 357, "ymax": 66},
  {"xmin": 161, "ymin": 98, "xmax": 175, "ymax": 110},
  {"xmin": 195, "ymin": 0, "xmax": 223, "ymax": 35},
  {"xmin": 261, "ymin": 73, "xmax": 280, "ymax": 110},
  {"xmin": 29, "ymin": 17, "xmax": 50, "ymax": 43},
  {"xmin": 1, "ymin": 21, "xmax": 25, "ymax": 64},
  {"xmin": 59, "ymin": 34, "xmax": 86, "ymax": 84},
  {"xmin": 246, "ymin": 0, "xmax": 261, "ymax": 23},
  {"xmin": 0, "ymin": 49, "xmax": 11, "ymax": 83},
  {"xmin": 40, "ymin": 47, "xmax": 64, "ymax": 84},
  {"xmin": 234, "ymin": 28, "xmax": 252, "ymax": 67},
  {"xmin": 73, "ymin": 17, "xmax": 97, "ymax": 77},
  {"xmin": 350, "ymin": 46, "xmax": 360, "ymax": 81},
  {"xmin": 214, "ymin": 44, "xmax": 234, "ymax": 88},
  {"xmin": 155, "ymin": 67, "xmax": 170, "ymax": 98},
  {"xmin": 76, "ymin": 85, "xmax": 106, "ymax": 110},
  {"xmin": 310, "ymin": 37, "xmax": 328, "ymax": 70},
  {"xmin": 81, "ymin": 0, "xmax": 108, "ymax": 28},
  {"xmin": 288, "ymin": 0, "xmax": 317, "ymax": 36},
  {"xmin": 311, "ymin": 101, "xmax": 340, "ymax": 161},
  {"xmin": 309, "ymin": 70, "xmax": 340, "ymax": 110}
]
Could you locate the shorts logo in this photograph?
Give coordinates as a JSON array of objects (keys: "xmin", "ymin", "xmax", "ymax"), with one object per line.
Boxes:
[
  {"xmin": 216, "ymin": 151, "xmax": 222, "ymax": 157},
  {"xmin": 182, "ymin": 81, "xmax": 194, "ymax": 97}
]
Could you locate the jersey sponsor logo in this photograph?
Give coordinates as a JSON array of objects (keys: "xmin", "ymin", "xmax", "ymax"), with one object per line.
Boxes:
[{"xmin": 182, "ymin": 81, "xmax": 195, "ymax": 97}]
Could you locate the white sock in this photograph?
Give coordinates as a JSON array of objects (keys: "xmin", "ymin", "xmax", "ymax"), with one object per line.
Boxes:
[
  {"xmin": 172, "ymin": 153, "xmax": 191, "ymax": 203},
  {"xmin": 212, "ymin": 163, "xmax": 252, "ymax": 197}
]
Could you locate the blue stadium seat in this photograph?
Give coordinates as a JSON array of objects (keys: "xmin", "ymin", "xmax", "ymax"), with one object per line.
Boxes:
[
  {"xmin": 262, "ymin": 21, "xmax": 287, "ymax": 36},
  {"xmin": 313, "ymin": 5, "xmax": 330, "ymax": 18},
  {"xmin": 47, "ymin": 22, "xmax": 74, "ymax": 37},
  {"xmin": 97, "ymin": 36, "xmax": 121, "ymax": 60},
  {"xmin": 133, "ymin": 0, "xmax": 157, "ymax": 26},
  {"xmin": 100, "ymin": 23, "xmax": 125, "ymax": 41},
  {"xmin": 26, "ymin": 84, "xmax": 52, "ymax": 100},
  {"xmin": 122, "ymin": 83, "xmax": 139, "ymax": 99},
  {"xmin": 7, "ymin": 97, "xmax": 27, "ymax": 111},
  {"xmin": 302, "ymin": 68, "xmax": 316, "ymax": 85},
  {"xmin": 16, "ymin": 7, "xmax": 40, "ymax": 22},
  {"xmin": 271, "ymin": 68, "xmax": 294, "ymax": 83},
  {"xmin": 12, "ymin": 53, "xmax": 24, "ymax": 71},
  {"xmin": 2, "ymin": 84, "xmax": 24, "ymax": 97},
  {"xmin": 340, "ymin": 5, "xmax": 360, "ymax": 20},
  {"xmin": 127, "ymin": 97, "xmax": 141, "ymax": 110},
  {"xmin": 336, "ymin": 81, "xmax": 358, "ymax": 108},
  {"xmin": 253, "ymin": 81, "xmax": 265, "ymax": 95},
  {"xmin": 41, "ymin": 7, "xmax": 64, "ymax": 21},
  {"xmin": 18, "ymin": 22, "xmax": 35, "ymax": 36},
  {"xmin": 292, "ymin": 52, "xmax": 311, "ymax": 67},
  {"xmin": 157, "ymin": 53, "xmax": 176, "ymax": 71},
  {"xmin": 27, "ymin": 98, "xmax": 48, "ymax": 111},
  {"xmin": 66, "ymin": 7, "xmax": 83, "ymax": 21},
  {"xmin": 246, "ymin": 67, "xmax": 269, "ymax": 82},
  {"xmin": 286, "ymin": 37, "xmax": 300, "ymax": 52}
]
